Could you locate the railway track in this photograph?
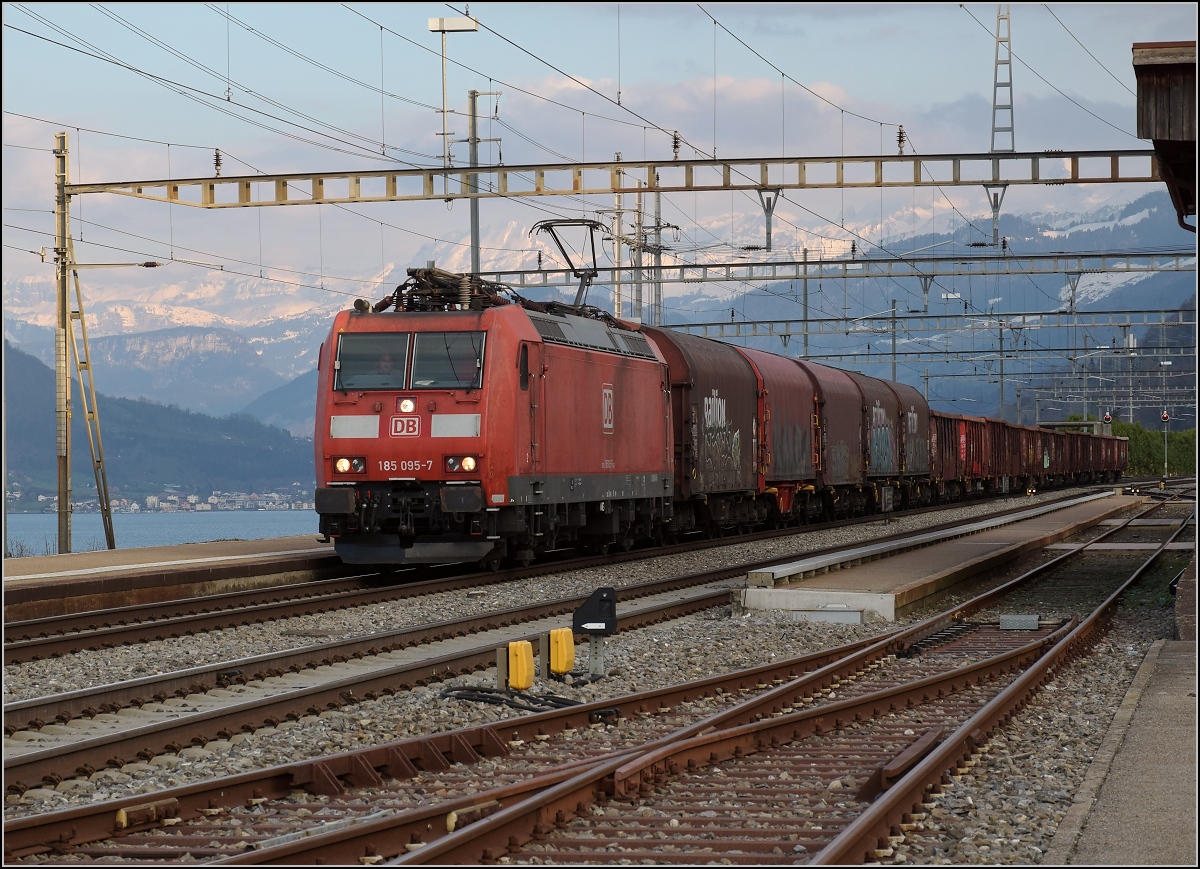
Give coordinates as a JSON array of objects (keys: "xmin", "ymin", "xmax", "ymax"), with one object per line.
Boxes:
[
  {"xmin": 3, "ymin": 577, "xmax": 734, "ymax": 791},
  {"xmin": 2, "ymin": 490, "xmax": 1112, "ymax": 665},
  {"xmin": 2, "ymin": 491, "xmax": 1142, "ymax": 779},
  {"xmin": 3, "ymin": 493, "xmax": 1188, "ymax": 863}
]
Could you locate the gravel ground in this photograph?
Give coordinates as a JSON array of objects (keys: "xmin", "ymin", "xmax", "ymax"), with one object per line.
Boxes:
[
  {"xmin": 5, "ymin": 609, "xmax": 889, "ymax": 820},
  {"xmin": 892, "ymin": 606, "xmax": 1175, "ymax": 865},
  {"xmin": 2, "ymin": 491, "xmax": 1093, "ymax": 702},
  {"xmin": 5, "ymin": 487, "xmax": 1177, "ymax": 866}
]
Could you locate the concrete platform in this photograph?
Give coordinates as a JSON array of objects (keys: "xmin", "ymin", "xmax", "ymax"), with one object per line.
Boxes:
[
  {"xmin": 2, "ymin": 536, "xmax": 338, "ymax": 621},
  {"xmin": 1045, "ymin": 639, "xmax": 1197, "ymax": 865},
  {"xmin": 738, "ymin": 494, "xmax": 1143, "ymax": 622}
]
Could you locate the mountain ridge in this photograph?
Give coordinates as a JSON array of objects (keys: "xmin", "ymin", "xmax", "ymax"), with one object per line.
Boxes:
[
  {"xmin": 3, "ymin": 341, "xmax": 314, "ymax": 501},
  {"xmin": 2, "ymin": 189, "xmax": 1191, "ymax": 419}
]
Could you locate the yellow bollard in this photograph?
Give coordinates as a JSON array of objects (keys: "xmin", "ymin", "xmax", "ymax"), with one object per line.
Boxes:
[
  {"xmin": 549, "ymin": 627, "xmax": 576, "ymax": 675},
  {"xmin": 507, "ymin": 640, "xmax": 535, "ymax": 691}
]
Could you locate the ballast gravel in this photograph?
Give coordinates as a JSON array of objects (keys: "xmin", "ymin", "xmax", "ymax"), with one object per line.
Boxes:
[
  {"xmin": 4, "ymin": 489, "xmax": 1179, "ymax": 867},
  {"xmin": 2, "ymin": 489, "xmax": 1090, "ymax": 702}
]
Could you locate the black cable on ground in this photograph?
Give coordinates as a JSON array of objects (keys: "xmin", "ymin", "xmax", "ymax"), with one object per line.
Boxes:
[{"xmin": 439, "ymin": 685, "xmax": 583, "ymax": 712}]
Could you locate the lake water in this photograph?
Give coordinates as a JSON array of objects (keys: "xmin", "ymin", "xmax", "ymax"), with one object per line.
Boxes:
[{"xmin": 4, "ymin": 511, "xmax": 319, "ymax": 558}]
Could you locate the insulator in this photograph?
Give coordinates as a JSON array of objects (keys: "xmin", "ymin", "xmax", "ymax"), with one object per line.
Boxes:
[{"xmin": 459, "ymin": 274, "xmax": 471, "ymax": 308}]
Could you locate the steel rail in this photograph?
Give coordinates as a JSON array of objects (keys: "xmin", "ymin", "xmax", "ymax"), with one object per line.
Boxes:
[
  {"xmin": 5, "ymin": 574, "xmax": 377, "ymax": 647},
  {"xmin": 1, "ymin": 490, "xmax": 1111, "ymax": 664},
  {"xmin": 3, "ymin": 632, "xmax": 893, "ymax": 859},
  {"xmin": 2, "ymin": 495, "xmax": 1167, "ymax": 860},
  {"xmin": 3, "ymin": 568, "xmax": 746, "ymax": 735},
  {"xmin": 375, "ymin": 503, "xmax": 1175, "ymax": 864},
  {"xmin": 248, "ymin": 498, "xmax": 1174, "ymax": 864},
  {"xmin": 810, "ymin": 503, "xmax": 1191, "ymax": 864},
  {"xmin": 4, "ymin": 490, "xmax": 1121, "ymax": 733},
  {"xmin": 383, "ymin": 623, "xmax": 1076, "ymax": 864},
  {"xmin": 2, "ymin": 590, "xmax": 728, "ymax": 791}
]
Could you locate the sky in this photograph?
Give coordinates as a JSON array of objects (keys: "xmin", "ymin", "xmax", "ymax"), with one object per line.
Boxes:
[{"xmin": 3, "ymin": 2, "xmax": 1197, "ymax": 310}]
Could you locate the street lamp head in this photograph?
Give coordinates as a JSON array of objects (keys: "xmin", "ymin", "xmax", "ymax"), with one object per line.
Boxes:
[{"xmin": 429, "ymin": 16, "xmax": 478, "ymax": 32}]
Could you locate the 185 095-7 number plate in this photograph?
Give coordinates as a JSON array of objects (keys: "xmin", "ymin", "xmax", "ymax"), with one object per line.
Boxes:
[{"xmin": 378, "ymin": 460, "xmax": 433, "ymax": 472}]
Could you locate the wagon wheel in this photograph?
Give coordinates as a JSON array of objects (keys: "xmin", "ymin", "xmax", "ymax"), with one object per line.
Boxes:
[
  {"xmin": 621, "ymin": 536, "xmax": 635, "ymax": 552},
  {"xmin": 597, "ymin": 541, "xmax": 612, "ymax": 556},
  {"xmin": 480, "ymin": 552, "xmax": 503, "ymax": 573}
]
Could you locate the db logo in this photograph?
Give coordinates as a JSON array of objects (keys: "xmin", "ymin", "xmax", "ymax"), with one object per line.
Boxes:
[
  {"xmin": 391, "ymin": 416, "xmax": 420, "ymax": 437},
  {"xmin": 601, "ymin": 385, "xmax": 614, "ymax": 433}
]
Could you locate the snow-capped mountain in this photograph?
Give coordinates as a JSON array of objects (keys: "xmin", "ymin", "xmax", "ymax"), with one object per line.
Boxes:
[{"xmin": 2, "ymin": 189, "xmax": 1190, "ymax": 421}]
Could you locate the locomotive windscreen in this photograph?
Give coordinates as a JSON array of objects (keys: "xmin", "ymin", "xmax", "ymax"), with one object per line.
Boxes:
[
  {"xmin": 411, "ymin": 332, "xmax": 486, "ymax": 389},
  {"xmin": 335, "ymin": 333, "xmax": 410, "ymax": 390}
]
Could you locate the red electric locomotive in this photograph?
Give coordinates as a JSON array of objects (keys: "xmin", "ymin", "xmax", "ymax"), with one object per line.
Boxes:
[{"xmin": 313, "ymin": 269, "xmax": 672, "ymax": 566}]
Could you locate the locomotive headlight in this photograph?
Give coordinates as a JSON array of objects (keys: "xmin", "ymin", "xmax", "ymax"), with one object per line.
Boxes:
[
  {"xmin": 398, "ymin": 398, "xmax": 415, "ymax": 413},
  {"xmin": 444, "ymin": 455, "xmax": 479, "ymax": 473},
  {"xmin": 335, "ymin": 458, "xmax": 351, "ymax": 473},
  {"xmin": 334, "ymin": 457, "xmax": 367, "ymax": 474}
]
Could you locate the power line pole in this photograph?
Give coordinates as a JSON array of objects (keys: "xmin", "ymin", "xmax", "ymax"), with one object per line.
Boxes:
[
  {"xmin": 990, "ymin": 5, "xmax": 1015, "ymax": 152},
  {"xmin": 802, "ymin": 248, "xmax": 809, "ymax": 358},
  {"xmin": 633, "ymin": 181, "xmax": 643, "ymax": 322},
  {"xmin": 653, "ymin": 184, "xmax": 663, "ymax": 326},
  {"xmin": 891, "ymin": 298, "xmax": 898, "ymax": 382},
  {"xmin": 54, "ymin": 131, "xmax": 73, "ymax": 553},
  {"xmin": 429, "ymin": 16, "xmax": 477, "ymax": 172},
  {"xmin": 998, "ymin": 325, "xmax": 1005, "ymax": 420},
  {"xmin": 468, "ymin": 90, "xmax": 481, "ymax": 274},
  {"xmin": 612, "ymin": 186, "xmax": 623, "ymax": 317},
  {"xmin": 465, "ymin": 89, "xmax": 501, "ymax": 274}
]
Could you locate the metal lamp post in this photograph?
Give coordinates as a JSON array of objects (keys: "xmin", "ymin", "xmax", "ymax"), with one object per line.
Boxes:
[
  {"xmin": 427, "ymin": 17, "xmax": 478, "ymax": 171},
  {"xmin": 1160, "ymin": 361, "xmax": 1172, "ymax": 484},
  {"xmin": 1161, "ymin": 409, "xmax": 1170, "ymax": 483}
]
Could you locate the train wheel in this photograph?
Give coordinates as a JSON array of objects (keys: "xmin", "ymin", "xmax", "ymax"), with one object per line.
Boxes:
[
  {"xmin": 621, "ymin": 537, "xmax": 634, "ymax": 552},
  {"xmin": 480, "ymin": 553, "xmax": 503, "ymax": 573}
]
